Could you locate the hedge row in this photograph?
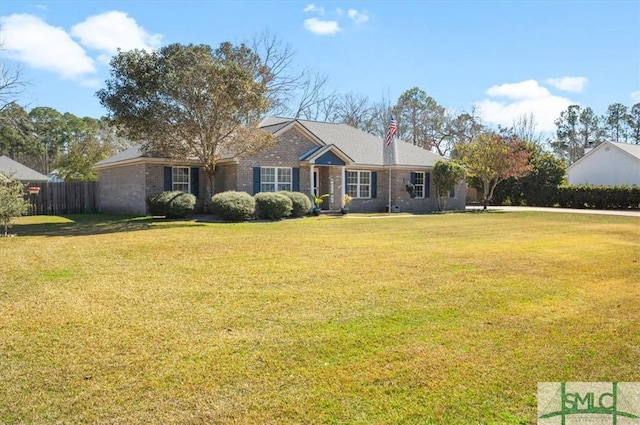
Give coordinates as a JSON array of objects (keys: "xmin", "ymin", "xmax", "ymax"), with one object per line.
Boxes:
[
  {"xmin": 555, "ymin": 185, "xmax": 640, "ymax": 209},
  {"xmin": 496, "ymin": 185, "xmax": 640, "ymax": 210},
  {"xmin": 210, "ymin": 190, "xmax": 312, "ymax": 221}
]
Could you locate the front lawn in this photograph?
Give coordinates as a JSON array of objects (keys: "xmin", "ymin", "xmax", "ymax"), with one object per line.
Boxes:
[{"xmin": 1, "ymin": 213, "xmax": 638, "ymax": 424}]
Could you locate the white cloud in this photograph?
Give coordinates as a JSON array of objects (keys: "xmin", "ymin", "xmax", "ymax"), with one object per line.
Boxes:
[
  {"xmin": 631, "ymin": 90, "xmax": 640, "ymax": 103},
  {"xmin": 544, "ymin": 76, "xmax": 588, "ymax": 93},
  {"xmin": 486, "ymin": 79, "xmax": 551, "ymax": 100},
  {"xmin": 347, "ymin": 9, "xmax": 369, "ymax": 24},
  {"xmin": 475, "ymin": 80, "xmax": 575, "ymax": 132},
  {"xmin": 302, "ymin": 5, "xmax": 368, "ymax": 35},
  {"xmin": 303, "ymin": 4, "xmax": 324, "ymax": 14},
  {"xmin": 71, "ymin": 11, "xmax": 162, "ymax": 57},
  {"xmin": 0, "ymin": 13, "xmax": 95, "ymax": 79},
  {"xmin": 303, "ymin": 18, "xmax": 341, "ymax": 35}
]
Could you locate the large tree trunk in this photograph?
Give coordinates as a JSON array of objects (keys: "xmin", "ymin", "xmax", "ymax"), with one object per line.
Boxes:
[
  {"xmin": 482, "ymin": 181, "xmax": 491, "ymax": 210},
  {"xmin": 205, "ymin": 166, "xmax": 216, "ymax": 212},
  {"xmin": 483, "ymin": 179, "xmax": 503, "ymax": 210}
]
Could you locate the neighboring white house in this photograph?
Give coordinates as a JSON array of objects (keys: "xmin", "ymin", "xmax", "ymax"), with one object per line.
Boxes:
[{"xmin": 567, "ymin": 141, "xmax": 640, "ymax": 186}]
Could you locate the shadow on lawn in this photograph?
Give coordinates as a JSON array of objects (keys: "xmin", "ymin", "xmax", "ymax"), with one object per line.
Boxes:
[{"xmin": 14, "ymin": 214, "xmax": 205, "ymax": 237}]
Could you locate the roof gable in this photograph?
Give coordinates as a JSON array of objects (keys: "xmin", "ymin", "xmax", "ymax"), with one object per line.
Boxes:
[
  {"xmin": 316, "ymin": 150, "xmax": 345, "ymax": 166},
  {"xmin": 301, "ymin": 144, "xmax": 353, "ymax": 165},
  {"xmin": 568, "ymin": 141, "xmax": 640, "ymax": 172}
]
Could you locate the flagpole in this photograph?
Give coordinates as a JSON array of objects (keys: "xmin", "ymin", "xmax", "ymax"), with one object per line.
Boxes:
[
  {"xmin": 385, "ymin": 118, "xmax": 397, "ymax": 214},
  {"xmin": 388, "ymin": 154, "xmax": 392, "ymax": 214}
]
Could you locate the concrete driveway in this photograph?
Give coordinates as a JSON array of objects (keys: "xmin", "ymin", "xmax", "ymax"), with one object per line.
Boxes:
[{"xmin": 467, "ymin": 206, "xmax": 640, "ymax": 218}]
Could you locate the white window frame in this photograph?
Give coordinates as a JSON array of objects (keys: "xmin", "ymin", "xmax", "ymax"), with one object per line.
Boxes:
[
  {"xmin": 261, "ymin": 167, "xmax": 292, "ymax": 192},
  {"xmin": 172, "ymin": 166, "xmax": 191, "ymax": 193},
  {"xmin": 346, "ymin": 170, "xmax": 371, "ymax": 199},
  {"xmin": 413, "ymin": 171, "xmax": 425, "ymax": 198}
]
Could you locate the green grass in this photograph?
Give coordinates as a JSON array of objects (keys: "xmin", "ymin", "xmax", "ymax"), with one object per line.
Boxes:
[{"xmin": 1, "ymin": 212, "xmax": 639, "ymax": 424}]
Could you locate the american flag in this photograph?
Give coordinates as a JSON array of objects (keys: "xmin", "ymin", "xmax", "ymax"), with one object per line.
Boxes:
[{"xmin": 385, "ymin": 118, "xmax": 397, "ymax": 146}]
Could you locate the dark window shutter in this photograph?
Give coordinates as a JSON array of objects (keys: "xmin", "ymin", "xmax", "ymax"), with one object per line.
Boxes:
[
  {"xmin": 253, "ymin": 167, "xmax": 261, "ymax": 194},
  {"xmin": 371, "ymin": 171, "xmax": 377, "ymax": 198},
  {"xmin": 410, "ymin": 171, "xmax": 416, "ymax": 198},
  {"xmin": 425, "ymin": 172, "xmax": 431, "ymax": 198},
  {"xmin": 190, "ymin": 167, "xmax": 199, "ymax": 196},
  {"xmin": 292, "ymin": 168, "xmax": 300, "ymax": 191},
  {"xmin": 164, "ymin": 167, "xmax": 172, "ymax": 191},
  {"xmin": 450, "ymin": 188, "xmax": 455, "ymax": 198}
]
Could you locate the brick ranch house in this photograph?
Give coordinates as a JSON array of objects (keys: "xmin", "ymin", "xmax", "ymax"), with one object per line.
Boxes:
[{"xmin": 95, "ymin": 117, "xmax": 467, "ymax": 215}]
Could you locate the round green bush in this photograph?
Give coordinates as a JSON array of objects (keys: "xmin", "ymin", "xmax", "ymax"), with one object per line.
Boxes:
[
  {"xmin": 211, "ymin": 191, "xmax": 255, "ymax": 221},
  {"xmin": 254, "ymin": 192, "xmax": 293, "ymax": 220},
  {"xmin": 279, "ymin": 191, "xmax": 312, "ymax": 217},
  {"xmin": 146, "ymin": 191, "xmax": 197, "ymax": 218}
]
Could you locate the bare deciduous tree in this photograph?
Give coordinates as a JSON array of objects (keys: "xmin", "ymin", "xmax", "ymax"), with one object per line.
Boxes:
[
  {"xmin": 511, "ymin": 113, "xmax": 543, "ymax": 144},
  {"xmin": 250, "ymin": 30, "xmax": 302, "ymax": 116},
  {"xmin": 291, "ymin": 72, "xmax": 336, "ymax": 120},
  {"xmin": 333, "ymin": 92, "xmax": 373, "ymax": 130},
  {"xmin": 249, "ymin": 31, "xmax": 334, "ymax": 120},
  {"xmin": 0, "ymin": 44, "xmax": 27, "ymax": 112}
]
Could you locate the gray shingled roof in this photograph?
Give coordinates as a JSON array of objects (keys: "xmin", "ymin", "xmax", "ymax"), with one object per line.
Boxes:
[
  {"xmin": 97, "ymin": 118, "xmax": 449, "ymax": 168},
  {"xmin": 97, "ymin": 142, "xmax": 236, "ymax": 168},
  {"xmin": 612, "ymin": 141, "xmax": 640, "ymax": 160},
  {"xmin": 95, "ymin": 145, "xmax": 154, "ymax": 167},
  {"xmin": 0, "ymin": 156, "xmax": 50, "ymax": 182},
  {"xmin": 260, "ymin": 120, "xmax": 291, "ymax": 135},
  {"xmin": 261, "ymin": 117, "xmax": 446, "ymax": 167}
]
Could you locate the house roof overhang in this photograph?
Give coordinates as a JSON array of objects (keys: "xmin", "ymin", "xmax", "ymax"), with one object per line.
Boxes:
[{"xmin": 95, "ymin": 156, "xmax": 237, "ymax": 171}]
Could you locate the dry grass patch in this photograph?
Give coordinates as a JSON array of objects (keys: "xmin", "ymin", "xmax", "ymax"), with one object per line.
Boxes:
[{"xmin": 1, "ymin": 212, "xmax": 639, "ymax": 424}]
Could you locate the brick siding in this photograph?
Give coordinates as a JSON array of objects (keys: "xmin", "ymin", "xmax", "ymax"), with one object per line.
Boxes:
[
  {"xmin": 97, "ymin": 164, "xmax": 147, "ymax": 215},
  {"xmin": 98, "ymin": 126, "xmax": 467, "ymax": 214},
  {"xmin": 237, "ymin": 127, "xmax": 318, "ymax": 194}
]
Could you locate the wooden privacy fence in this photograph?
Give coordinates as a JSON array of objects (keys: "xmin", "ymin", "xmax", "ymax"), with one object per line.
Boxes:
[{"xmin": 25, "ymin": 182, "xmax": 98, "ymax": 215}]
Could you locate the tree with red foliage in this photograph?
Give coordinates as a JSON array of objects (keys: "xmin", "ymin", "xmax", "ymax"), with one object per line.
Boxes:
[{"xmin": 456, "ymin": 132, "xmax": 532, "ymax": 210}]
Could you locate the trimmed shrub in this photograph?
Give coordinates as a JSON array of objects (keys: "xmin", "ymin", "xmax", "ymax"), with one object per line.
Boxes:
[
  {"xmin": 211, "ymin": 191, "xmax": 255, "ymax": 221},
  {"xmin": 146, "ymin": 191, "xmax": 197, "ymax": 218},
  {"xmin": 556, "ymin": 185, "xmax": 640, "ymax": 209},
  {"xmin": 280, "ymin": 191, "xmax": 312, "ymax": 217},
  {"xmin": 254, "ymin": 192, "xmax": 293, "ymax": 220}
]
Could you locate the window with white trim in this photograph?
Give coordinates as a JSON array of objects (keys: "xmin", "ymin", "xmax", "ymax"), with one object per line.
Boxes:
[
  {"xmin": 346, "ymin": 170, "xmax": 371, "ymax": 198},
  {"xmin": 172, "ymin": 167, "xmax": 190, "ymax": 192},
  {"xmin": 413, "ymin": 171, "xmax": 425, "ymax": 198},
  {"xmin": 260, "ymin": 167, "xmax": 292, "ymax": 192}
]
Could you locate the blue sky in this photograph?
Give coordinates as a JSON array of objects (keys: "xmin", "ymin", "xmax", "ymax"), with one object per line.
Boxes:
[{"xmin": 1, "ymin": 0, "xmax": 639, "ymax": 133}]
